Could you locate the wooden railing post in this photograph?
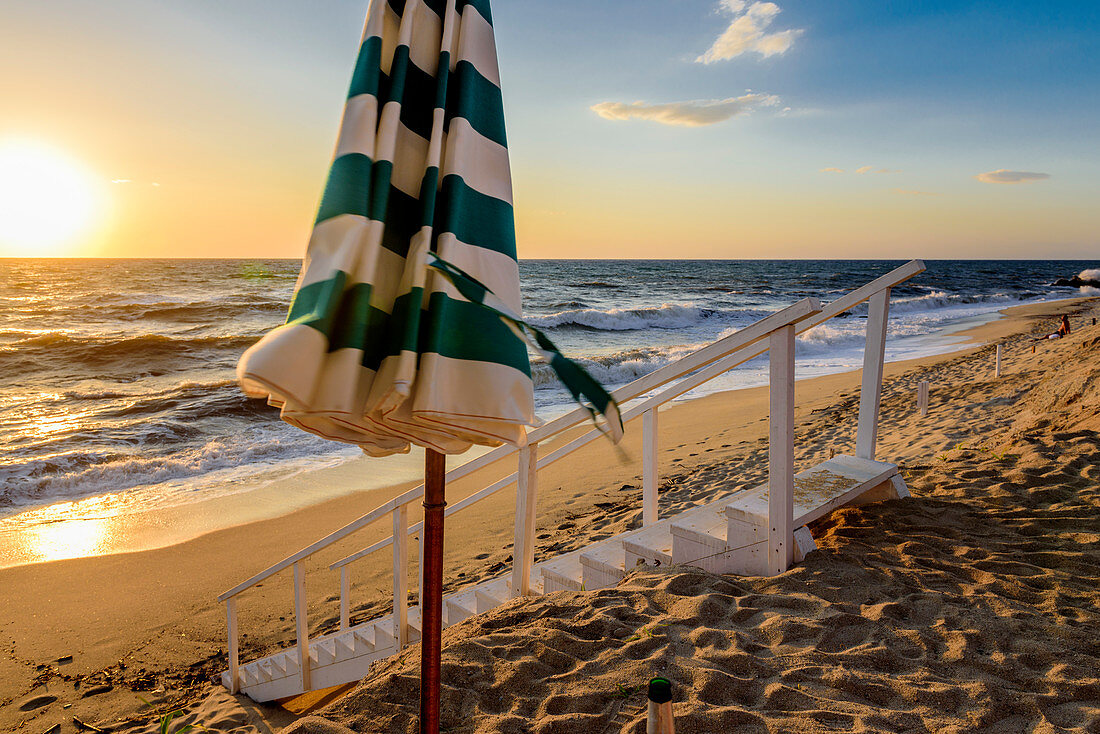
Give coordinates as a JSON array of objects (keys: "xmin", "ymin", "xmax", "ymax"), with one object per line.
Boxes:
[
  {"xmin": 339, "ymin": 566, "xmax": 350, "ymax": 630},
  {"xmin": 392, "ymin": 504, "xmax": 409, "ymax": 649},
  {"xmin": 293, "ymin": 562, "xmax": 311, "ymax": 691},
  {"xmin": 856, "ymin": 288, "xmax": 891, "ymax": 460},
  {"xmin": 226, "ymin": 598, "xmax": 239, "ymax": 693},
  {"xmin": 511, "ymin": 444, "xmax": 538, "ymax": 597},
  {"xmin": 642, "ymin": 408, "xmax": 658, "ymax": 526},
  {"xmin": 768, "ymin": 325, "xmax": 796, "ymax": 575}
]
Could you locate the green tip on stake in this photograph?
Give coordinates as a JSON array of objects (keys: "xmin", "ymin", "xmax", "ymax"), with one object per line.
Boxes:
[{"xmin": 648, "ymin": 677, "xmax": 673, "ymax": 704}]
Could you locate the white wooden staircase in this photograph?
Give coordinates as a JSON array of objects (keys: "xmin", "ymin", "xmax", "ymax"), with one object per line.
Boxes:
[
  {"xmin": 223, "ymin": 454, "xmax": 907, "ymax": 701},
  {"xmin": 219, "ymin": 261, "xmax": 926, "ymax": 703}
]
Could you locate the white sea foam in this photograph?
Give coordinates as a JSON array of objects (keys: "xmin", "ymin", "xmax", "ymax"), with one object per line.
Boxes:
[
  {"xmin": 528, "ymin": 303, "xmax": 715, "ymax": 331},
  {"xmin": 1078, "ymin": 268, "xmax": 1100, "ymax": 281},
  {"xmin": 886, "ymin": 291, "xmax": 1017, "ymax": 314},
  {"xmin": 0, "ymin": 429, "xmax": 353, "ymax": 516}
]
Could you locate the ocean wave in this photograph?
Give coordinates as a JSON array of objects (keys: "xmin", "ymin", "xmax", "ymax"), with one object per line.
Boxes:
[
  {"xmin": 57, "ymin": 378, "xmax": 239, "ymax": 402},
  {"xmin": 111, "ymin": 301, "xmax": 286, "ymax": 322},
  {"xmin": 1078, "ymin": 268, "xmax": 1100, "ymax": 281},
  {"xmin": 0, "ymin": 332, "xmax": 260, "ymax": 365},
  {"xmin": 6, "ymin": 300, "xmax": 288, "ymax": 323},
  {"xmin": 0, "ymin": 430, "xmax": 347, "ymax": 513},
  {"xmin": 99, "ymin": 386, "xmax": 276, "ymax": 423},
  {"xmin": 530, "ymin": 290, "xmax": 1031, "ymax": 391},
  {"xmin": 526, "ymin": 303, "xmax": 750, "ymax": 331},
  {"xmin": 874, "ymin": 291, "xmax": 1019, "ymax": 314},
  {"xmin": 532, "ymin": 344, "xmax": 700, "ymax": 387},
  {"xmin": 88, "ymin": 293, "xmax": 190, "ymax": 306}
]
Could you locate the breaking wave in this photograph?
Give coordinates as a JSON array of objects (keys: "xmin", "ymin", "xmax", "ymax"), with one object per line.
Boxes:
[
  {"xmin": 527, "ymin": 303, "xmax": 770, "ymax": 332},
  {"xmin": 0, "ymin": 430, "xmax": 349, "ymax": 514}
]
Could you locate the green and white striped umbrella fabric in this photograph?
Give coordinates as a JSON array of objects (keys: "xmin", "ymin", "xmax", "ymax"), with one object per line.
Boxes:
[{"xmin": 238, "ymin": 0, "xmax": 622, "ymax": 456}]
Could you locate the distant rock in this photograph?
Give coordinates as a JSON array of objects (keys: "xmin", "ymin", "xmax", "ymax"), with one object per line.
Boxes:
[{"xmin": 1054, "ymin": 275, "xmax": 1100, "ymax": 287}]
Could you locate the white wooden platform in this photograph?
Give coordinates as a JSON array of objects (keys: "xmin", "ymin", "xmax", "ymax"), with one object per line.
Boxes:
[{"xmin": 225, "ymin": 454, "xmax": 907, "ymax": 701}]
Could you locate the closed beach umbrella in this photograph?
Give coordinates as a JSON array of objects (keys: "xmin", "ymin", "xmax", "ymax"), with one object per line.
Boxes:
[{"xmin": 237, "ymin": 0, "xmax": 620, "ymax": 730}]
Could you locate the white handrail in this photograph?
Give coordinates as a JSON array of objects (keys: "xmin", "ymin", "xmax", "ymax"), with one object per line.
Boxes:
[
  {"xmin": 324, "ymin": 260, "xmax": 929, "ymax": 571},
  {"xmin": 324, "ymin": 298, "xmax": 821, "ymax": 570},
  {"xmin": 218, "ymin": 295, "xmax": 825, "ymax": 601},
  {"xmin": 325, "ymin": 260, "xmax": 927, "ymax": 572},
  {"xmin": 220, "ymin": 260, "xmax": 927, "ymax": 693}
]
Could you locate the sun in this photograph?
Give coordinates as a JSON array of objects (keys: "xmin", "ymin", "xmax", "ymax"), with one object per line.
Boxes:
[{"xmin": 0, "ymin": 140, "xmax": 103, "ymax": 256}]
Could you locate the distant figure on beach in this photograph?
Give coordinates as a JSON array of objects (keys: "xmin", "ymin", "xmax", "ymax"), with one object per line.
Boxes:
[{"xmin": 1036, "ymin": 315, "xmax": 1072, "ymax": 341}]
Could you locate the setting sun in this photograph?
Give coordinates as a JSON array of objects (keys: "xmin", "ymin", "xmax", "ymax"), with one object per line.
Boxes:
[{"xmin": 0, "ymin": 140, "xmax": 104, "ymax": 256}]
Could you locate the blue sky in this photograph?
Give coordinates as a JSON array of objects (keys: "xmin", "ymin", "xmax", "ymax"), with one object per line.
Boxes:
[{"xmin": 0, "ymin": 0, "xmax": 1097, "ymax": 257}]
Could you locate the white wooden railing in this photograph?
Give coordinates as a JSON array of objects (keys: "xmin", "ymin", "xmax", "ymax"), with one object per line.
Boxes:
[{"xmin": 218, "ymin": 259, "xmax": 926, "ymax": 694}]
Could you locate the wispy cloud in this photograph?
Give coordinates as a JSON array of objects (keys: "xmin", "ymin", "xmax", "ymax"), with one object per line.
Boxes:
[
  {"xmin": 975, "ymin": 169, "xmax": 1050, "ymax": 184},
  {"xmin": 819, "ymin": 167, "xmax": 845, "ymax": 173},
  {"xmin": 591, "ymin": 93, "xmax": 780, "ymax": 127},
  {"xmin": 697, "ymin": 1, "xmax": 803, "ymax": 64}
]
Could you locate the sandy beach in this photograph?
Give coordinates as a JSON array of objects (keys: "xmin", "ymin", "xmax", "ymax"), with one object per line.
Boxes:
[{"xmin": 3, "ymin": 296, "xmax": 1098, "ymax": 733}]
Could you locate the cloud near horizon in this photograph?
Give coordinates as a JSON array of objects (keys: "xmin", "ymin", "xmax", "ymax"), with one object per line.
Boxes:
[
  {"xmin": 591, "ymin": 94, "xmax": 780, "ymax": 127},
  {"xmin": 975, "ymin": 169, "xmax": 1051, "ymax": 184},
  {"xmin": 697, "ymin": 1, "xmax": 803, "ymax": 63}
]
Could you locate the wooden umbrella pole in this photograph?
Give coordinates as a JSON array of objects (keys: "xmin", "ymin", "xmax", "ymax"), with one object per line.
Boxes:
[{"xmin": 421, "ymin": 449, "xmax": 447, "ymax": 734}]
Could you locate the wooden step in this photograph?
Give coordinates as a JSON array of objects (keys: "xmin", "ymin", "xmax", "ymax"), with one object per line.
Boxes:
[
  {"xmin": 240, "ymin": 663, "xmax": 261, "ymax": 688},
  {"xmin": 622, "ymin": 524, "xmax": 674, "ymax": 570},
  {"xmin": 724, "ymin": 455, "xmax": 898, "ymax": 531},
  {"xmin": 375, "ymin": 618, "xmax": 396, "ymax": 645},
  {"xmin": 352, "ymin": 627, "xmax": 376, "ymax": 653},
  {"xmin": 591, "ymin": 496, "xmax": 754, "ymax": 584},
  {"xmin": 310, "ymin": 639, "xmax": 336, "ymax": 668},
  {"xmin": 334, "ymin": 632, "xmax": 356, "ymax": 662},
  {"xmin": 579, "ymin": 543, "xmax": 626, "ymax": 590},
  {"xmin": 473, "ymin": 576, "xmax": 510, "ymax": 612},
  {"xmin": 257, "ymin": 659, "xmax": 277, "ymax": 683},
  {"xmin": 538, "ymin": 552, "xmax": 585, "ymax": 593},
  {"xmin": 444, "ymin": 590, "xmax": 478, "ymax": 624},
  {"xmin": 669, "ymin": 505, "xmax": 754, "ymax": 574},
  {"xmin": 278, "ymin": 651, "xmax": 298, "ymax": 677}
]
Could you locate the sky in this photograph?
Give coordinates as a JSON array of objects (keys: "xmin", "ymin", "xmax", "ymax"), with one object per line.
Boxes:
[{"xmin": 0, "ymin": 0, "xmax": 1097, "ymax": 259}]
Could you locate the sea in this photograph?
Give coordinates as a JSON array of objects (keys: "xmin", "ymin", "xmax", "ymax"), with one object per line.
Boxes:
[{"xmin": 1, "ymin": 259, "xmax": 1097, "ymax": 531}]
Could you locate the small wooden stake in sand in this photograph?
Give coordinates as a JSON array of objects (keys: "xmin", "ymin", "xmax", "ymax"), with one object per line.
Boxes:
[
  {"xmin": 995, "ymin": 344, "xmax": 1002, "ymax": 378},
  {"xmin": 917, "ymin": 381, "xmax": 929, "ymax": 416},
  {"xmin": 647, "ymin": 678, "xmax": 675, "ymax": 734}
]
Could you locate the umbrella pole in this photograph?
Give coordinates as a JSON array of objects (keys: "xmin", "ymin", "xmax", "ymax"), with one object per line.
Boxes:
[{"xmin": 421, "ymin": 448, "xmax": 446, "ymax": 734}]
